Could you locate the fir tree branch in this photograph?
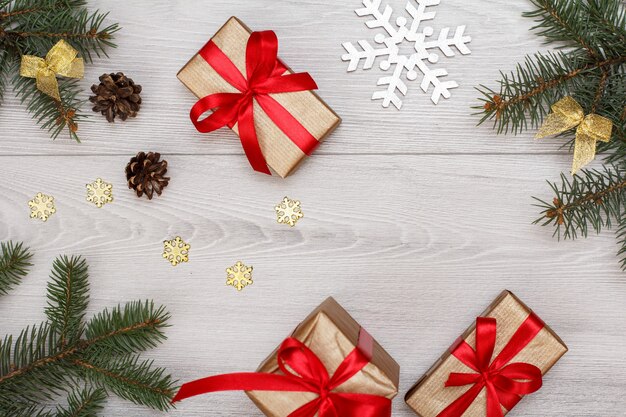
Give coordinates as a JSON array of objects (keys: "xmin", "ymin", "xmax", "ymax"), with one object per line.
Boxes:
[
  {"xmin": 74, "ymin": 355, "xmax": 175, "ymax": 411},
  {"xmin": 0, "ymin": 0, "xmax": 119, "ymax": 140},
  {"xmin": 587, "ymin": 0, "xmax": 626, "ymax": 57},
  {"xmin": 0, "ymin": 399, "xmax": 50, "ymax": 417},
  {"xmin": 591, "ymin": 67, "xmax": 609, "ymax": 113},
  {"xmin": 53, "ymin": 386, "xmax": 106, "ymax": 417},
  {"xmin": 0, "ymin": 309, "xmax": 168, "ymax": 386},
  {"xmin": 12, "ymin": 74, "xmax": 84, "ymax": 141},
  {"xmin": 0, "ymin": 0, "xmax": 83, "ymax": 21},
  {"xmin": 616, "ymin": 213, "xmax": 626, "ymax": 270},
  {"xmin": 85, "ymin": 300, "xmax": 170, "ymax": 354},
  {"xmin": 534, "ymin": 165, "xmax": 626, "ymax": 239},
  {"xmin": 5, "ymin": 8, "xmax": 119, "ymax": 61},
  {"xmin": 0, "ymin": 294, "xmax": 172, "ymax": 411},
  {"xmin": 0, "ymin": 322, "xmax": 70, "ymax": 403},
  {"xmin": 0, "ymin": 49, "xmax": 15, "ymax": 103},
  {"xmin": 0, "ymin": 241, "xmax": 33, "ymax": 296},
  {"xmin": 46, "ymin": 256, "xmax": 89, "ymax": 348},
  {"xmin": 478, "ymin": 54, "xmax": 625, "ymax": 134},
  {"xmin": 525, "ymin": 0, "xmax": 603, "ymax": 59}
]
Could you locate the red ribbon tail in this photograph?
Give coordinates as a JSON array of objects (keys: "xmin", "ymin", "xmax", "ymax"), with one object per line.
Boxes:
[
  {"xmin": 172, "ymin": 372, "xmax": 313, "ymax": 404},
  {"xmin": 238, "ymin": 101, "xmax": 271, "ymax": 175},
  {"xmin": 485, "ymin": 382, "xmax": 505, "ymax": 417},
  {"xmin": 437, "ymin": 382, "xmax": 485, "ymax": 417}
]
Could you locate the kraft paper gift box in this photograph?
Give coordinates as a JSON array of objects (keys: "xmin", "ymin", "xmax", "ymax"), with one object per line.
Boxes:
[
  {"xmin": 405, "ymin": 290, "xmax": 568, "ymax": 417},
  {"xmin": 177, "ymin": 17, "xmax": 341, "ymax": 178},
  {"xmin": 173, "ymin": 297, "xmax": 399, "ymax": 416},
  {"xmin": 247, "ymin": 297, "xmax": 400, "ymax": 416}
]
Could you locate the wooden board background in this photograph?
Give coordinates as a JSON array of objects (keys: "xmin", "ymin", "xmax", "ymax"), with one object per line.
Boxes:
[{"xmin": 1, "ymin": 0, "xmax": 624, "ymax": 416}]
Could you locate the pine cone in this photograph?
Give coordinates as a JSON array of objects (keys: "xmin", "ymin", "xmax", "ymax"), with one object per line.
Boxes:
[
  {"xmin": 125, "ymin": 152, "xmax": 169, "ymax": 200},
  {"xmin": 89, "ymin": 72, "xmax": 142, "ymax": 122}
]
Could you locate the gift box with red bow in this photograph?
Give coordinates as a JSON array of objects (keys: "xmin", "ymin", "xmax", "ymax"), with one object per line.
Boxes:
[
  {"xmin": 405, "ymin": 290, "xmax": 567, "ymax": 417},
  {"xmin": 173, "ymin": 297, "xmax": 400, "ymax": 417},
  {"xmin": 177, "ymin": 17, "xmax": 341, "ymax": 177}
]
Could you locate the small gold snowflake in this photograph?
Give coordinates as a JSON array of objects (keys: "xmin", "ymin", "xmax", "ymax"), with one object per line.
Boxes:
[
  {"xmin": 28, "ymin": 193, "xmax": 56, "ymax": 222},
  {"xmin": 163, "ymin": 237, "xmax": 190, "ymax": 266},
  {"xmin": 275, "ymin": 197, "xmax": 303, "ymax": 227},
  {"xmin": 86, "ymin": 178, "xmax": 113, "ymax": 208},
  {"xmin": 226, "ymin": 261, "xmax": 253, "ymax": 291}
]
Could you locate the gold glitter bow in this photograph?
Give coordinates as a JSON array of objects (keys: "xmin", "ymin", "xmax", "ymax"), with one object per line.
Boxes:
[
  {"xmin": 19, "ymin": 40, "xmax": 84, "ymax": 101},
  {"xmin": 536, "ymin": 96, "xmax": 613, "ymax": 174}
]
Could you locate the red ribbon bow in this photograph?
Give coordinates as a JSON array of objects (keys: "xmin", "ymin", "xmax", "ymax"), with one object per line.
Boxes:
[
  {"xmin": 172, "ymin": 330, "xmax": 391, "ymax": 417},
  {"xmin": 437, "ymin": 315, "xmax": 545, "ymax": 417},
  {"xmin": 190, "ymin": 30, "xmax": 320, "ymax": 175}
]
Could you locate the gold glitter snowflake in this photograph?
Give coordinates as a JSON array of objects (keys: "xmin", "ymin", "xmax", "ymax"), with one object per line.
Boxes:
[
  {"xmin": 275, "ymin": 197, "xmax": 303, "ymax": 227},
  {"xmin": 226, "ymin": 261, "xmax": 253, "ymax": 291},
  {"xmin": 28, "ymin": 193, "xmax": 56, "ymax": 222},
  {"xmin": 86, "ymin": 178, "xmax": 113, "ymax": 208},
  {"xmin": 162, "ymin": 237, "xmax": 190, "ymax": 266}
]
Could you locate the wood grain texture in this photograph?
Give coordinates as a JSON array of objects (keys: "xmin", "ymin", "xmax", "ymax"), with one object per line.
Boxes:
[{"xmin": 0, "ymin": 0, "xmax": 624, "ymax": 416}]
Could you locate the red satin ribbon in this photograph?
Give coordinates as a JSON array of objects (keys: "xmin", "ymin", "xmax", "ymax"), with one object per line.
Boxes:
[
  {"xmin": 172, "ymin": 330, "xmax": 391, "ymax": 417},
  {"xmin": 437, "ymin": 314, "xmax": 545, "ymax": 417},
  {"xmin": 190, "ymin": 30, "xmax": 320, "ymax": 175}
]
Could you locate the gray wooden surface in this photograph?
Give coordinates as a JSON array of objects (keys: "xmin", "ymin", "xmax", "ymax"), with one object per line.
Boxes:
[{"xmin": 1, "ymin": 0, "xmax": 625, "ymax": 416}]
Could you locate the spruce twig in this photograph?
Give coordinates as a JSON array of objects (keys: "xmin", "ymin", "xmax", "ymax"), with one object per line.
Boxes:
[
  {"xmin": 0, "ymin": 255, "xmax": 175, "ymax": 414},
  {"xmin": 476, "ymin": 0, "xmax": 626, "ymax": 271},
  {"xmin": 0, "ymin": 0, "xmax": 119, "ymax": 141},
  {"xmin": 0, "ymin": 241, "xmax": 32, "ymax": 296}
]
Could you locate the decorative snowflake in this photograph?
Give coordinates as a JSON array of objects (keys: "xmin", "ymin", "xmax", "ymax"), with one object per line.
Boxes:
[
  {"xmin": 86, "ymin": 178, "xmax": 113, "ymax": 208},
  {"xmin": 28, "ymin": 193, "xmax": 56, "ymax": 222},
  {"xmin": 226, "ymin": 261, "xmax": 253, "ymax": 291},
  {"xmin": 162, "ymin": 237, "xmax": 190, "ymax": 266},
  {"xmin": 342, "ymin": 0, "xmax": 471, "ymax": 108},
  {"xmin": 275, "ymin": 197, "xmax": 304, "ymax": 227}
]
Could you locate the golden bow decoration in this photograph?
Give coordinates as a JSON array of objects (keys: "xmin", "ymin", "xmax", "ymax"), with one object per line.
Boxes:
[
  {"xmin": 536, "ymin": 96, "xmax": 613, "ymax": 174},
  {"xmin": 19, "ymin": 40, "xmax": 84, "ymax": 101}
]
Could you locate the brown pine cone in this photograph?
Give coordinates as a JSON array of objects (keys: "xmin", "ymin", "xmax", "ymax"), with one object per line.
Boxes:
[
  {"xmin": 125, "ymin": 152, "xmax": 169, "ymax": 200},
  {"xmin": 89, "ymin": 72, "xmax": 142, "ymax": 122}
]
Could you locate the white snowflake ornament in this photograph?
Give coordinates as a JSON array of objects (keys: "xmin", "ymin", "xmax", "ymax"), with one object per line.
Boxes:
[{"xmin": 342, "ymin": 0, "xmax": 471, "ymax": 108}]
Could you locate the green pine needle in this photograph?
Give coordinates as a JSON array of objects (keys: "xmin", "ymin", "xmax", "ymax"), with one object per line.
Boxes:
[
  {"xmin": 46, "ymin": 256, "xmax": 89, "ymax": 348},
  {"xmin": 0, "ymin": 255, "xmax": 174, "ymax": 414},
  {"xmin": 534, "ymin": 164, "xmax": 626, "ymax": 269},
  {"xmin": 0, "ymin": 0, "xmax": 119, "ymax": 141},
  {"xmin": 86, "ymin": 300, "xmax": 170, "ymax": 355},
  {"xmin": 476, "ymin": 0, "xmax": 626, "ymax": 271},
  {"xmin": 75, "ymin": 354, "xmax": 176, "ymax": 411},
  {"xmin": 0, "ymin": 241, "xmax": 33, "ymax": 296},
  {"xmin": 53, "ymin": 386, "xmax": 107, "ymax": 417}
]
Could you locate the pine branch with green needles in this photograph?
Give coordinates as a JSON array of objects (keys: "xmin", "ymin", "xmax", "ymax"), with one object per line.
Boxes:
[
  {"xmin": 0, "ymin": 0, "xmax": 119, "ymax": 141},
  {"xmin": 534, "ymin": 165, "xmax": 626, "ymax": 238},
  {"xmin": 45, "ymin": 256, "xmax": 89, "ymax": 348},
  {"xmin": 0, "ymin": 241, "xmax": 32, "ymax": 296},
  {"xmin": 55, "ymin": 387, "xmax": 107, "ymax": 417},
  {"xmin": 476, "ymin": 0, "xmax": 626, "ymax": 271},
  {"xmin": 0, "ymin": 255, "xmax": 176, "ymax": 415}
]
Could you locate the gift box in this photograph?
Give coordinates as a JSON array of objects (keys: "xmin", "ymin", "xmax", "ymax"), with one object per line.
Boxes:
[
  {"xmin": 405, "ymin": 290, "xmax": 568, "ymax": 417},
  {"xmin": 173, "ymin": 297, "xmax": 400, "ymax": 417},
  {"xmin": 177, "ymin": 17, "xmax": 341, "ymax": 178},
  {"xmin": 247, "ymin": 297, "xmax": 400, "ymax": 416}
]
